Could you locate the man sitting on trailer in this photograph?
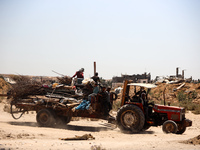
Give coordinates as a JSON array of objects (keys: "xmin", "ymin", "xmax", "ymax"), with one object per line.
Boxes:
[{"xmin": 88, "ymin": 83, "xmax": 99, "ymax": 102}]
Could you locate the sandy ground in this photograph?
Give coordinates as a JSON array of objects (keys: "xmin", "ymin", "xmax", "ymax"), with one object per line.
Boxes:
[{"xmin": 0, "ymin": 104, "xmax": 200, "ymax": 150}]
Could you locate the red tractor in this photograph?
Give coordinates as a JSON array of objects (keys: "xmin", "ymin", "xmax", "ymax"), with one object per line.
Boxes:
[{"xmin": 116, "ymin": 80, "xmax": 192, "ymax": 134}]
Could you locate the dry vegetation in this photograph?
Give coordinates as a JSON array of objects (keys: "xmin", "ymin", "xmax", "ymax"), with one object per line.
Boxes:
[
  {"xmin": 57, "ymin": 76, "xmax": 72, "ymax": 85},
  {"xmin": 8, "ymin": 75, "xmax": 46, "ymax": 100}
]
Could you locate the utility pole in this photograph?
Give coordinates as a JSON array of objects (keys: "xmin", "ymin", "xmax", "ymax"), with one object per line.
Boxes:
[
  {"xmin": 176, "ymin": 67, "xmax": 179, "ymax": 78},
  {"xmin": 94, "ymin": 61, "xmax": 96, "ymax": 76}
]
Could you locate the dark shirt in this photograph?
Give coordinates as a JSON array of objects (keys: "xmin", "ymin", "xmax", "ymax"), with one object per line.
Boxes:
[
  {"xmin": 72, "ymin": 71, "xmax": 84, "ymax": 78},
  {"xmin": 92, "ymin": 76, "xmax": 100, "ymax": 83},
  {"xmin": 99, "ymin": 91, "xmax": 108, "ymax": 103}
]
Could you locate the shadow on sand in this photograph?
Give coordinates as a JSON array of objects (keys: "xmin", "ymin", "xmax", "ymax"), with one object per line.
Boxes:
[
  {"xmin": 8, "ymin": 121, "xmax": 111, "ymax": 132},
  {"xmin": 8, "ymin": 121, "xmax": 155, "ymax": 134}
]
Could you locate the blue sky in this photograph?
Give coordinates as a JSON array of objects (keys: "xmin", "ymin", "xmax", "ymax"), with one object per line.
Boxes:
[{"xmin": 0, "ymin": 0, "xmax": 200, "ymax": 80}]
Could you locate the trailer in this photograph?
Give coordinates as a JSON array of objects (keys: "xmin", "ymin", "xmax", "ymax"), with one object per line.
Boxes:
[{"xmin": 10, "ymin": 82, "xmax": 117, "ymax": 127}]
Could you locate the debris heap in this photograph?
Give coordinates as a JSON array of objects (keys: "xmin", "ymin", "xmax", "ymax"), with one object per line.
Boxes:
[
  {"xmin": 182, "ymin": 135, "xmax": 200, "ymax": 145},
  {"xmin": 7, "ymin": 75, "xmax": 45, "ymax": 100}
]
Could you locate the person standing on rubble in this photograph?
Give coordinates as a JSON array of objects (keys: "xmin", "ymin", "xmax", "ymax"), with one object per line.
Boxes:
[
  {"xmin": 71, "ymin": 68, "xmax": 84, "ymax": 85},
  {"xmin": 91, "ymin": 72, "xmax": 100, "ymax": 84}
]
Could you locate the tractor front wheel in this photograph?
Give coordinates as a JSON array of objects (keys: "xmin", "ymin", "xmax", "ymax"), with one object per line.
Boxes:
[
  {"xmin": 162, "ymin": 120, "xmax": 178, "ymax": 134},
  {"xmin": 36, "ymin": 109, "xmax": 56, "ymax": 127},
  {"xmin": 116, "ymin": 104, "xmax": 145, "ymax": 133}
]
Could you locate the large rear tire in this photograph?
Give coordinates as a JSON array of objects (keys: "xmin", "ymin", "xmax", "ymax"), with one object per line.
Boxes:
[
  {"xmin": 116, "ymin": 105, "xmax": 145, "ymax": 133},
  {"xmin": 142, "ymin": 123, "xmax": 151, "ymax": 131},
  {"xmin": 162, "ymin": 120, "xmax": 178, "ymax": 134},
  {"xmin": 36, "ymin": 109, "xmax": 56, "ymax": 127}
]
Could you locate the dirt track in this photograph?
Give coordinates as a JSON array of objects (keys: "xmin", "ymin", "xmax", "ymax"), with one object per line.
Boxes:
[{"xmin": 0, "ymin": 103, "xmax": 200, "ymax": 150}]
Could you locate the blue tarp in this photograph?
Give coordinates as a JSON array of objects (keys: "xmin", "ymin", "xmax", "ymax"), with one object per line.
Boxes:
[{"xmin": 75, "ymin": 100, "xmax": 91, "ymax": 110}]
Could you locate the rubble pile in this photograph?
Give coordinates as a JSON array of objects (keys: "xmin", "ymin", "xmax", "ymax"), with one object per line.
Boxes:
[
  {"xmin": 57, "ymin": 76, "xmax": 72, "ymax": 85},
  {"xmin": 149, "ymin": 82, "xmax": 200, "ymax": 104},
  {"xmin": 115, "ymin": 80, "xmax": 200, "ymax": 105},
  {"xmin": 182, "ymin": 135, "xmax": 200, "ymax": 145}
]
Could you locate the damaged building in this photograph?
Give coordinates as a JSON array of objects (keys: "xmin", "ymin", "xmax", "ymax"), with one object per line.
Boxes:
[{"xmin": 112, "ymin": 72, "xmax": 151, "ymax": 88}]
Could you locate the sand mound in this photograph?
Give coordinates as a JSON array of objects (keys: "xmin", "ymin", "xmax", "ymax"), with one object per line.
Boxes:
[
  {"xmin": 182, "ymin": 135, "xmax": 200, "ymax": 145},
  {"xmin": 0, "ymin": 78, "xmax": 11, "ymax": 95}
]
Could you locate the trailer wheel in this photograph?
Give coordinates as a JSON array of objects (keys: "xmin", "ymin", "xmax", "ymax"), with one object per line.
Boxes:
[
  {"xmin": 116, "ymin": 104, "xmax": 145, "ymax": 133},
  {"xmin": 56, "ymin": 116, "xmax": 72, "ymax": 126},
  {"xmin": 176, "ymin": 123, "xmax": 186, "ymax": 134},
  {"xmin": 162, "ymin": 120, "xmax": 178, "ymax": 134},
  {"xmin": 36, "ymin": 109, "xmax": 56, "ymax": 127}
]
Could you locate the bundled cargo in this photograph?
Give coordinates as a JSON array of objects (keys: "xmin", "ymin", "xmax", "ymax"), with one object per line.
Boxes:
[{"xmin": 7, "ymin": 75, "xmax": 46, "ymax": 100}]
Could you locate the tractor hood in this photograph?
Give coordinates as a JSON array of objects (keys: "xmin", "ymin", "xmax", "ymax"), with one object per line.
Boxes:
[
  {"xmin": 153, "ymin": 104, "xmax": 184, "ymax": 112},
  {"xmin": 153, "ymin": 104, "xmax": 185, "ymax": 121}
]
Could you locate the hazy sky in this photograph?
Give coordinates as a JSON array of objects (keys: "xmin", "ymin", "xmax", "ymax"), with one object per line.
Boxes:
[{"xmin": 1, "ymin": 0, "xmax": 200, "ymax": 80}]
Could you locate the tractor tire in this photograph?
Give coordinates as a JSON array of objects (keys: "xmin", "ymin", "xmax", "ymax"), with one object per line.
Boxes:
[
  {"xmin": 56, "ymin": 115, "xmax": 72, "ymax": 127},
  {"xmin": 162, "ymin": 120, "xmax": 178, "ymax": 134},
  {"xmin": 36, "ymin": 109, "xmax": 56, "ymax": 127},
  {"xmin": 116, "ymin": 104, "xmax": 145, "ymax": 133},
  {"xmin": 142, "ymin": 123, "xmax": 151, "ymax": 131},
  {"xmin": 176, "ymin": 123, "xmax": 186, "ymax": 134}
]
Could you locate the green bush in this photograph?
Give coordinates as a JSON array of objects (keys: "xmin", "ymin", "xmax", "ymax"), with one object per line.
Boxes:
[
  {"xmin": 193, "ymin": 104, "xmax": 200, "ymax": 114},
  {"xmin": 177, "ymin": 91, "xmax": 187, "ymax": 102},
  {"xmin": 190, "ymin": 91, "xmax": 197, "ymax": 99},
  {"xmin": 176, "ymin": 90, "xmax": 200, "ymax": 114},
  {"xmin": 180, "ymin": 101, "xmax": 196, "ymax": 110}
]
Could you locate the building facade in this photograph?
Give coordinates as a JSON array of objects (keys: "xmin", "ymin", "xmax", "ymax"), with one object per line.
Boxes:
[{"xmin": 112, "ymin": 72, "xmax": 151, "ymax": 88}]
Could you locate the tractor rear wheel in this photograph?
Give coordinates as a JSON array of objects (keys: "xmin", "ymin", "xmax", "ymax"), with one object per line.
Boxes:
[
  {"xmin": 162, "ymin": 120, "xmax": 178, "ymax": 134},
  {"xmin": 142, "ymin": 123, "xmax": 151, "ymax": 131},
  {"xmin": 116, "ymin": 104, "xmax": 145, "ymax": 133},
  {"xmin": 36, "ymin": 109, "xmax": 56, "ymax": 127}
]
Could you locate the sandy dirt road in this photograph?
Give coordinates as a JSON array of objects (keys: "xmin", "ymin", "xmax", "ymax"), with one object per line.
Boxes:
[{"xmin": 0, "ymin": 104, "xmax": 200, "ymax": 150}]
